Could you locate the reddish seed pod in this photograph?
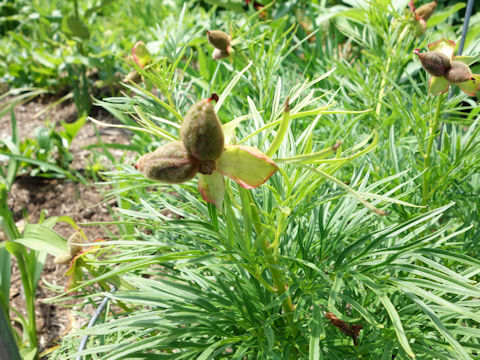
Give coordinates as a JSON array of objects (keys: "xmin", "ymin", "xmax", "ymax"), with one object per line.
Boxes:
[{"xmin": 415, "ymin": 50, "xmax": 451, "ymax": 77}]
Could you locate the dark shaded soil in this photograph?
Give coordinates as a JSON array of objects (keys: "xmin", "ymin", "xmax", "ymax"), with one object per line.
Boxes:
[{"xmin": 1, "ymin": 97, "xmax": 133, "ymax": 356}]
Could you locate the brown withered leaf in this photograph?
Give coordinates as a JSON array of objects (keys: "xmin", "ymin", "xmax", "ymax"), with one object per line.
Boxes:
[{"xmin": 325, "ymin": 312, "xmax": 363, "ymax": 345}]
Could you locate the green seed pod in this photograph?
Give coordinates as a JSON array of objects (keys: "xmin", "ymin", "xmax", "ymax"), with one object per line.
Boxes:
[
  {"xmin": 68, "ymin": 231, "xmax": 84, "ymax": 257},
  {"xmin": 415, "ymin": 50, "xmax": 451, "ymax": 77},
  {"xmin": 54, "ymin": 253, "xmax": 73, "ymax": 265},
  {"xmin": 136, "ymin": 141, "xmax": 200, "ymax": 183},
  {"xmin": 180, "ymin": 97, "xmax": 225, "ymax": 161},
  {"xmin": 207, "ymin": 30, "xmax": 231, "ymax": 51},
  {"xmin": 444, "ymin": 61, "xmax": 473, "ymax": 83},
  {"xmin": 415, "ymin": 1, "xmax": 437, "ymax": 22}
]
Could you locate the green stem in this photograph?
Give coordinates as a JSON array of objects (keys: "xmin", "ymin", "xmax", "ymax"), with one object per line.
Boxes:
[
  {"xmin": 422, "ymin": 94, "xmax": 445, "ymax": 207},
  {"xmin": 245, "ymin": 192, "xmax": 296, "ymax": 324},
  {"xmin": 376, "ymin": 25, "xmax": 409, "ymax": 117}
]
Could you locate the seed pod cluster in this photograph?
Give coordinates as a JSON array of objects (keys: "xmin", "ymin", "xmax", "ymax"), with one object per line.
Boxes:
[
  {"xmin": 207, "ymin": 30, "xmax": 233, "ymax": 60},
  {"xmin": 136, "ymin": 95, "xmax": 225, "ymax": 183},
  {"xmin": 414, "ymin": 48, "xmax": 475, "ymax": 87}
]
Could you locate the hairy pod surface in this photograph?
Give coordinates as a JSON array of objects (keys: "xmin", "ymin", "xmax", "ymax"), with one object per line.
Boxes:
[
  {"xmin": 444, "ymin": 61, "xmax": 473, "ymax": 83},
  {"xmin": 54, "ymin": 253, "xmax": 73, "ymax": 265},
  {"xmin": 137, "ymin": 141, "xmax": 200, "ymax": 183},
  {"xmin": 207, "ymin": 30, "xmax": 231, "ymax": 51},
  {"xmin": 415, "ymin": 1, "xmax": 437, "ymax": 21},
  {"xmin": 416, "ymin": 50, "xmax": 451, "ymax": 77},
  {"xmin": 180, "ymin": 98, "xmax": 225, "ymax": 161}
]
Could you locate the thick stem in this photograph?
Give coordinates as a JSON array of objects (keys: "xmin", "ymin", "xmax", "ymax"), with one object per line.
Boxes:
[{"xmin": 422, "ymin": 94, "xmax": 444, "ymax": 207}]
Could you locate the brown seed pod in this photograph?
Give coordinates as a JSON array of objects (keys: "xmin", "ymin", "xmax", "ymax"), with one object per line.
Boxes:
[
  {"xmin": 207, "ymin": 30, "xmax": 231, "ymax": 51},
  {"xmin": 415, "ymin": 1, "xmax": 437, "ymax": 22},
  {"xmin": 180, "ymin": 97, "xmax": 225, "ymax": 161},
  {"xmin": 415, "ymin": 50, "xmax": 451, "ymax": 77},
  {"xmin": 136, "ymin": 141, "xmax": 200, "ymax": 183},
  {"xmin": 444, "ymin": 61, "xmax": 473, "ymax": 83}
]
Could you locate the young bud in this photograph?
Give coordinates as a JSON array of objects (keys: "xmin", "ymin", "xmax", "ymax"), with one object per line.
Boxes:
[
  {"xmin": 414, "ymin": 50, "xmax": 451, "ymax": 77},
  {"xmin": 206, "ymin": 30, "xmax": 231, "ymax": 51},
  {"xmin": 136, "ymin": 142, "xmax": 200, "ymax": 183},
  {"xmin": 444, "ymin": 61, "xmax": 473, "ymax": 83},
  {"xmin": 132, "ymin": 41, "xmax": 151, "ymax": 68},
  {"xmin": 180, "ymin": 97, "xmax": 225, "ymax": 161}
]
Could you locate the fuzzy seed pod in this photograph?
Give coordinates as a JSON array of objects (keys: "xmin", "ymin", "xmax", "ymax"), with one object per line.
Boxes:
[
  {"xmin": 136, "ymin": 141, "xmax": 200, "ymax": 183},
  {"xmin": 415, "ymin": 1, "xmax": 437, "ymax": 22},
  {"xmin": 415, "ymin": 50, "xmax": 451, "ymax": 77},
  {"xmin": 68, "ymin": 231, "xmax": 84, "ymax": 257},
  {"xmin": 180, "ymin": 97, "xmax": 225, "ymax": 161},
  {"xmin": 54, "ymin": 253, "xmax": 73, "ymax": 265},
  {"xmin": 444, "ymin": 61, "xmax": 473, "ymax": 83},
  {"xmin": 207, "ymin": 30, "xmax": 231, "ymax": 51},
  {"xmin": 212, "ymin": 48, "xmax": 230, "ymax": 60}
]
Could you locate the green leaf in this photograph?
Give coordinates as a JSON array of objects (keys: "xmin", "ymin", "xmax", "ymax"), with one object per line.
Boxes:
[
  {"xmin": 198, "ymin": 171, "xmax": 225, "ymax": 210},
  {"xmin": 357, "ymin": 274, "xmax": 415, "ymax": 358},
  {"xmin": 457, "ymin": 75, "xmax": 480, "ymax": 96},
  {"xmin": 429, "ymin": 76, "xmax": 450, "ymax": 96},
  {"xmin": 427, "ymin": 39, "xmax": 455, "ymax": 60},
  {"xmin": 216, "ymin": 145, "xmax": 278, "ymax": 189},
  {"xmin": 65, "ymin": 15, "xmax": 90, "ymax": 39},
  {"xmin": 266, "ymin": 99, "xmax": 290, "ymax": 157},
  {"xmin": 426, "ymin": 3, "xmax": 466, "ymax": 28},
  {"xmin": 15, "ymin": 224, "xmax": 68, "ymax": 257}
]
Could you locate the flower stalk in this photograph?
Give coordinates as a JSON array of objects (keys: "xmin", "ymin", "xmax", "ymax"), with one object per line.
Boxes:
[{"xmin": 422, "ymin": 93, "xmax": 445, "ymax": 207}]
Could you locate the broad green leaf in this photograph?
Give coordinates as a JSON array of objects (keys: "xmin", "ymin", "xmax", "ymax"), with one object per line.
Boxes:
[
  {"xmin": 426, "ymin": 3, "xmax": 466, "ymax": 27},
  {"xmin": 457, "ymin": 75, "xmax": 480, "ymax": 96},
  {"xmin": 428, "ymin": 39, "xmax": 455, "ymax": 60},
  {"xmin": 216, "ymin": 145, "xmax": 278, "ymax": 189},
  {"xmin": 66, "ymin": 16, "xmax": 90, "ymax": 39},
  {"xmin": 429, "ymin": 76, "xmax": 449, "ymax": 96},
  {"xmin": 198, "ymin": 171, "xmax": 225, "ymax": 210},
  {"xmin": 453, "ymin": 55, "xmax": 478, "ymax": 66}
]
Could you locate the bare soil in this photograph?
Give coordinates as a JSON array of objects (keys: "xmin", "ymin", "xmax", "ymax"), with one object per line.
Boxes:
[{"xmin": 1, "ymin": 97, "xmax": 133, "ymax": 356}]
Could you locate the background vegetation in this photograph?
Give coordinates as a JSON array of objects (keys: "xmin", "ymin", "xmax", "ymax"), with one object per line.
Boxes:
[{"xmin": 1, "ymin": 0, "xmax": 480, "ymax": 359}]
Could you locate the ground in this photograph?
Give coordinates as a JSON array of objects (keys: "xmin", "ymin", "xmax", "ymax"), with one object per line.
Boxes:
[{"xmin": 0, "ymin": 97, "xmax": 132, "ymax": 356}]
